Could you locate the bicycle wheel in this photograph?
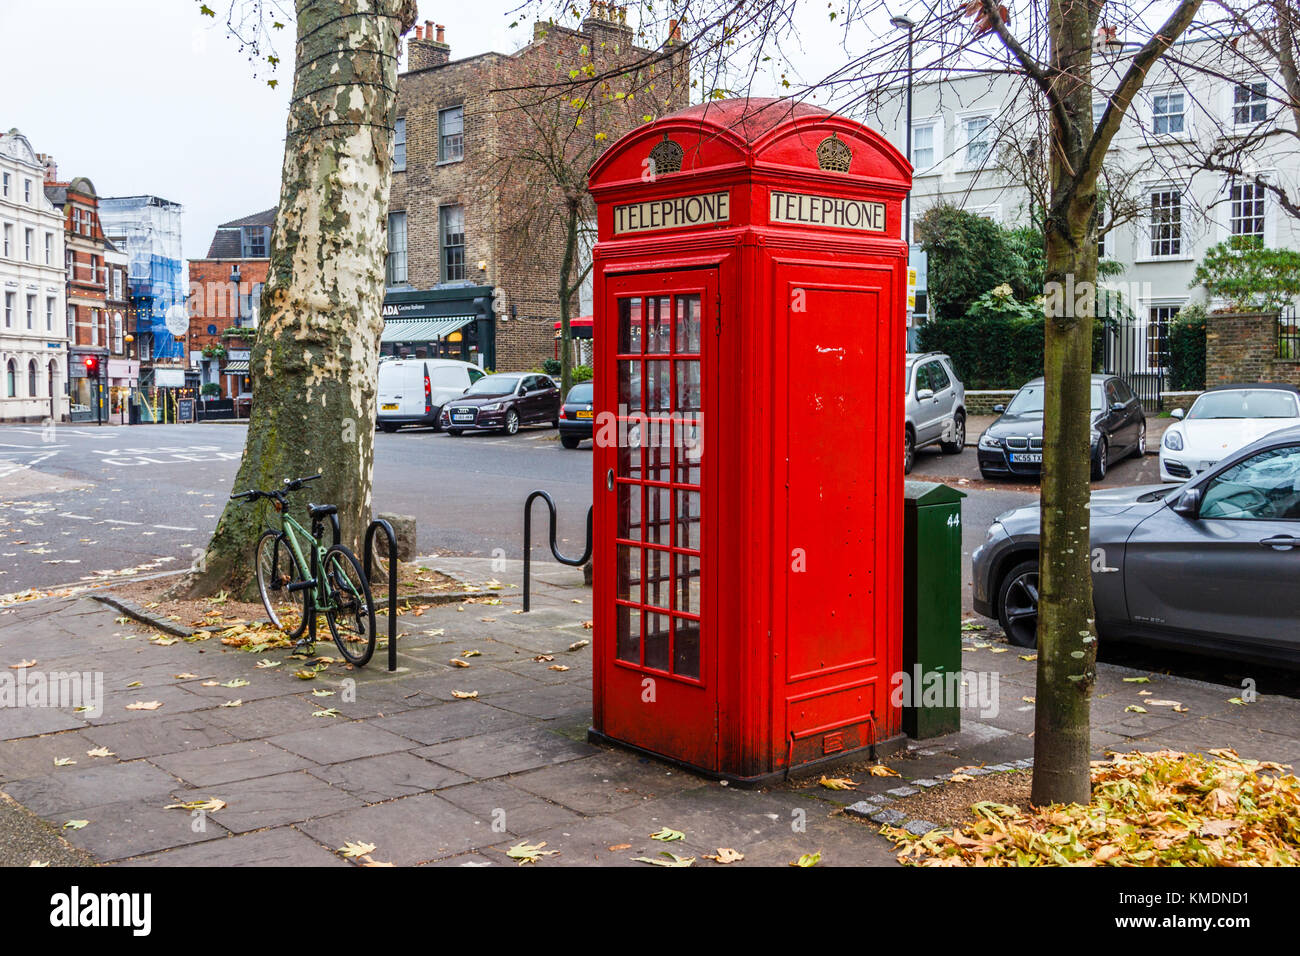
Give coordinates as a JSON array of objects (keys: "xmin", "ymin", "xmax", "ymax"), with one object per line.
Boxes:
[
  {"xmin": 321, "ymin": 544, "xmax": 377, "ymax": 666},
  {"xmin": 255, "ymin": 530, "xmax": 308, "ymax": 639}
]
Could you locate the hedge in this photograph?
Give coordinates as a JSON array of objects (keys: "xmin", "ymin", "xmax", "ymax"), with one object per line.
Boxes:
[
  {"xmin": 918, "ymin": 315, "xmax": 1107, "ymax": 390},
  {"xmin": 1168, "ymin": 307, "xmax": 1206, "ymax": 391}
]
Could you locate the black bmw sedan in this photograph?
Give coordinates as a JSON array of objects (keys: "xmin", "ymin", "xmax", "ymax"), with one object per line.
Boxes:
[{"xmin": 976, "ymin": 374, "xmax": 1147, "ymax": 481}]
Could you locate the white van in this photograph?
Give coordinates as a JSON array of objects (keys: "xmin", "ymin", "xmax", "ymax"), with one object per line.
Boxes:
[{"xmin": 377, "ymin": 359, "xmax": 485, "ymax": 432}]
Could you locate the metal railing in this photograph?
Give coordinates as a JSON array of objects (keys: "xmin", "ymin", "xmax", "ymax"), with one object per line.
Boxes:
[
  {"xmin": 363, "ymin": 518, "xmax": 400, "ymax": 672},
  {"xmin": 1279, "ymin": 308, "xmax": 1299, "ymax": 360},
  {"xmin": 522, "ymin": 490, "xmax": 593, "ymax": 612}
]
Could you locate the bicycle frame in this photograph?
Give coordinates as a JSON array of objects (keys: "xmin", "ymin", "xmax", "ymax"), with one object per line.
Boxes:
[{"xmin": 266, "ymin": 508, "xmax": 343, "ymax": 622}]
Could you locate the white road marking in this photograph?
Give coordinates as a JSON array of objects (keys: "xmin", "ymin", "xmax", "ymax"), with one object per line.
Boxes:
[
  {"xmin": 102, "ymin": 519, "xmax": 142, "ymax": 526},
  {"xmin": 153, "ymin": 524, "xmax": 197, "ymax": 532},
  {"xmin": 57, "ymin": 513, "xmax": 94, "ymax": 521}
]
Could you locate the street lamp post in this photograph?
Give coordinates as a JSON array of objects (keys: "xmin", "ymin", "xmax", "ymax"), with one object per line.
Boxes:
[{"xmin": 890, "ymin": 14, "xmax": 917, "ymax": 247}]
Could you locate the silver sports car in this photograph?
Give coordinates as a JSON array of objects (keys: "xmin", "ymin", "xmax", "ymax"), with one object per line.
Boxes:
[{"xmin": 972, "ymin": 424, "xmax": 1300, "ymax": 668}]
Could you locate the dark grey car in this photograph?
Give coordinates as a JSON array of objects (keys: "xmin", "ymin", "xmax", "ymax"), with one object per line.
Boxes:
[{"xmin": 971, "ymin": 424, "xmax": 1300, "ymax": 668}]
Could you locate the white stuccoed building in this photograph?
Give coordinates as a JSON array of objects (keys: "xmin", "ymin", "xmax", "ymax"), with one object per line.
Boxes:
[
  {"xmin": 0, "ymin": 129, "xmax": 68, "ymax": 422},
  {"xmin": 866, "ymin": 33, "xmax": 1300, "ymax": 376}
]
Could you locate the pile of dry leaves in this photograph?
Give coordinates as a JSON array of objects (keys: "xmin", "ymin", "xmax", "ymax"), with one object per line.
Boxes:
[{"xmin": 887, "ymin": 749, "xmax": 1299, "ymax": 866}]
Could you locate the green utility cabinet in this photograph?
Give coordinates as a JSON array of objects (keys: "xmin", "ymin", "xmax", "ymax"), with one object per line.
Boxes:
[{"xmin": 902, "ymin": 481, "xmax": 966, "ymax": 738}]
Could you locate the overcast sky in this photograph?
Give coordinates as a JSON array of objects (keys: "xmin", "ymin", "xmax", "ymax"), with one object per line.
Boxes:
[
  {"xmin": 0, "ymin": 1, "xmax": 555, "ymax": 260},
  {"xmin": 0, "ymin": 1, "xmax": 907, "ymax": 261}
]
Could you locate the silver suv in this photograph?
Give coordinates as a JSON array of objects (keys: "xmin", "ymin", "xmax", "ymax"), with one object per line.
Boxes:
[{"xmin": 904, "ymin": 352, "xmax": 966, "ymax": 474}]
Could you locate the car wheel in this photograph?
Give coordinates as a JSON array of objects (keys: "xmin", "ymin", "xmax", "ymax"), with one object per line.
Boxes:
[
  {"xmin": 1133, "ymin": 422, "xmax": 1147, "ymax": 458},
  {"xmin": 903, "ymin": 427, "xmax": 916, "ymax": 475},
  {"xmin": 560, "ymin": 435, "xmax": 581, "ymax": 449},
  {"xmin": 940, "ymin": 411, "xmax": 965, "ymax": 454},
  {"xmin": 447, "ymin": 429, "xmax": 462, "ymax": 437},
  {"xmin": 503, "ymin": 409, "xmax": 520, "ymax": 435},
  {"xmin": 997, "ymin": 559, "xmax": 1039, "ymax": 648},
  {"xmin": 379, "ymin": 423, "xmax": 398, "ymax": 434},
  {"xmin": 1092, "ymin": 436, "xmax": 1108, "ymax": 481}
]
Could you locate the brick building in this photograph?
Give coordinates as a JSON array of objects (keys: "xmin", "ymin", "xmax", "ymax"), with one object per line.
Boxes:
[
  {"xmin": 387, "ymin": 7, "xmax": 690, "ymax": 370},
  {"xmin": 187, "ymin": 208, "xmax": 273, "ymax": 406},
  {"xmin": 43, "ymin": 169, "xmax": 134, "ymax": 422}
]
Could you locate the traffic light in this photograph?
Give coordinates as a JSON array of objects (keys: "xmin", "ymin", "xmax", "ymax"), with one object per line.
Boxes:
[{"xmin": 84, "ymin": 356, "xmax": 99, "ymax": 376}]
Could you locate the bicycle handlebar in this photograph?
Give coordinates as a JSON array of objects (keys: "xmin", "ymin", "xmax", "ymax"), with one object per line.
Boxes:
[{"xmin": 230, "ymin": 474, "xmax": 323, "ymax": 502}]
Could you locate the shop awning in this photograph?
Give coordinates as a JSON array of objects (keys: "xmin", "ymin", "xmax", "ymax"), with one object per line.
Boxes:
[
  {"xmin": 554, "ymin": 314, "xmax": 594, "ymax": 339},
  {"xmin": 224, "ymin": 360, "xmax": 250, "ymax": 373},
  {"xmin": 381, "ymin": 315, "xmax": 474, "ymax": 343}
]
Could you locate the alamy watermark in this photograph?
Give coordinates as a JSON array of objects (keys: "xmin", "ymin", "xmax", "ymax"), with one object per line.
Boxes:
[{"xmin": 0, "ymin": 668, "xmax": 103, "ymax": 718}]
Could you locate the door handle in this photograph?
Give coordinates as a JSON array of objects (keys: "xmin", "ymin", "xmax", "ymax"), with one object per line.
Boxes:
[
  {"xmin": 1259, "ymin": 535, "xmax": 1299, "ymax": 550},
  {"xmin": 606, "ymin": 468, "xmax": 614, "ymax": 491}
]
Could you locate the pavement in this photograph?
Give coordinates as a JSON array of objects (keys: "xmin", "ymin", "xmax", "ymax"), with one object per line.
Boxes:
[{"xmin": 1, "ymin": 555, "xmax": 1296, "ymax": 868}]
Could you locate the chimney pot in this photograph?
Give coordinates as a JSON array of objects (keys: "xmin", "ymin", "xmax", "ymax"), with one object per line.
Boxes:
[
  {"xmin": 436, "ymin": 24, "xmax": 445, "ymax": 43},
  {"xmin": 425, "ymin": 20, "xmax": 433, "ymax": 36},
  {"xmin": 414, "ymin": 25, "xmax": 422, "ymax": 39}
]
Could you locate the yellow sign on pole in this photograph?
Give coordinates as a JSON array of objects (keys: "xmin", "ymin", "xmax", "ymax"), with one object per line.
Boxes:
[{"xmin": 906, "ymin": 267, "xmax": 918, "ymax": 312}]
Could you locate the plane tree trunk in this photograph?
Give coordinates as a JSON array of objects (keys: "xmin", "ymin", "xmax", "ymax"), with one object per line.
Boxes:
[{"xmin": 182, "ymin": 0, "xmax": 417, "ymax": 599}]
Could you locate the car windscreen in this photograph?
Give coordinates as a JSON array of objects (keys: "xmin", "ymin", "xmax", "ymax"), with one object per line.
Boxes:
[
  {"xmin": 566, "ymin": 383, "xmax": 593, "ymax": 403},
  {"xmin": 1187, "ymin": 390, "xmax": 1300, "ymax": 419},
  {"xmin": 465, "ymin": 375, "xmax": 520, "ymax": 397},
  {"xmin": 1004, "ymin": 383, "xmax": 1104, "ymax": 415}
]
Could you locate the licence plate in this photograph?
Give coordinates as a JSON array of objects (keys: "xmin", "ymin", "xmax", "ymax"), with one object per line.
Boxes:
[
  {"xmin": 451, "ymin": 411, "xmax": 474, "ymax": 422},
  {"xmin": 381, "ymin": 403, "xmax": 398, "ymax": 411},
  {"xmin": 575, "ymin": 410, "xmax": 593, "ymax": 419},
  {"xmin": 1010, "ymin": 453, "xmax": 1042, "ymax": 463}
]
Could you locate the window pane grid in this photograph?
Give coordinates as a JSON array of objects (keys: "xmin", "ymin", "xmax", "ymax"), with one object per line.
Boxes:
[
  {"xmin": 612, "ymin": 292, "xmax": 704, "ymax": 679},
  {"xmin": 1149, "ymin": 190, "xmax": 1182, "ymax": 257},
  {"xmin": 1230, "ymin": 183, "xmax": 1265, "ymax": 241}
]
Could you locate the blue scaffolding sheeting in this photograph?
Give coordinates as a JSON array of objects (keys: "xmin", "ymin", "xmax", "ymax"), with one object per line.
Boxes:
[{"xmin": 98, "ymin": 196, "xmax": 186, "ymax": 363}]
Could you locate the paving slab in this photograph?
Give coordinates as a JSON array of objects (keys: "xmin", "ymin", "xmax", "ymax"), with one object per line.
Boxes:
[
  {"xmin": 117, "ymin": 825, "xmax": 346, "ymax": 867},
  {"xmin": 435, "ymin": 779, "xmax": 585, "ymax": 834},
  {"xmin": 198, "ymin": 695, "xmax": 326, "ymax": 740},
  {"xmin": 371, "ymin": 700, "xmax": 531, "ymax": 746},
  {"xmin": 309, "ymin": 751, "xmax": 471, "ymax": 803},
  {"xmin": 0, "ymin": 731, "xmax": 104, "ymax": 783},
  {"xmin": 3, "ymin": 759, "xmax": 181, "ymax": 817},
  {"xmin": 151, "ymin": 740, "xmax": 317, "ymax": 787},
  {"xmin": 57, "ymin": 797, "xmax": 231, "ymax": 862},
  {"xmin": 483, "ymin": 684, "xmax": 591, "ymax": 720},
  {"xmin": 267, "ymin": 722, "xmax": 419, "ymax": 765},
  {"xmin": 509, "ymin": 752, "xmax": 708, "ymax": 815},
  {"xmin": 200, "ymin": 771, "xmax": 364, "ymax": 833},
  {"xmin": 414, "ymin": 725, "xmax": 599, "ymax": 780},
  {"xmin": 0, "ymin": 705, "xmax": 87, "ymax": 740},
  {"xmin": 83, "ymin": 713, "xmax": 237, "ymax": 761},
  {"xmin": 297, "ymin": 792, "xmax": 499, "ymax": 865}
]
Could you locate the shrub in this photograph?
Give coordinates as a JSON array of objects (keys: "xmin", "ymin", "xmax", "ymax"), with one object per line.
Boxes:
[
  {"xmin": 541, "ymin": 358, "xmax": 561, "ymax": 376},
  {"xmin": 914, "ymin": 204, "xmax": 1044, "ymax": 320},
  {"xmin": 918, "ymin": 311, "xmax": 1107, "ymax": 390},
  {"xmin": 1167, "ymin": 304, "xmax": 1207, "ymax": 391},
  {"xmin": 201, "ymin": 382, "xmax": 221, "ymax": 397},
  {"xmin": 1192, "ymin": 237, "xmax": 1300, "ymax": 313},
  {"xmin": 571, "ymin": 364, "xmax": 593, "ymax": 383}
]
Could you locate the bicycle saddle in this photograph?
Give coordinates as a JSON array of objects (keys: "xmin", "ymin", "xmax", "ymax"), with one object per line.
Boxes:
[{"xmin": 308, "ymin": 503, "xmax": 338, "ymax": 518}]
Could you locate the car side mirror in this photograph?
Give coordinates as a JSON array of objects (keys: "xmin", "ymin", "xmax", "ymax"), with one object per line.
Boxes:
[
  {"xmin": 1170, "ymin": 486, "xmax": 1202, "ymax": 518},
  {"xmin": 992, "ymin": 404, "xmax": 1005, "ymax": 413},
  {"xmin": 1110, "ymin": 402, "xmax": 1126, "ymax": 412},
  {"xmin": 917, "ymin": 388, "xmax": 934, "ymax": 401},
  {"xmin": 1170, "ymin": 407, "xmax": 1185, "ymax": 420}
]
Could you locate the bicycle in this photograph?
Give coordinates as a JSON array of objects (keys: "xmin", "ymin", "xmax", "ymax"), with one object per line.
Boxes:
[{"xmin": 230, "ymin": 474, "xmax": 378, "ymax": 666}]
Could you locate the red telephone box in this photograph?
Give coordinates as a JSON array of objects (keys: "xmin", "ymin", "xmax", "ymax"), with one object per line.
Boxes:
[{"xmin": 588, "ymin": 98, "xmax": 912, "ymax": 782}]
